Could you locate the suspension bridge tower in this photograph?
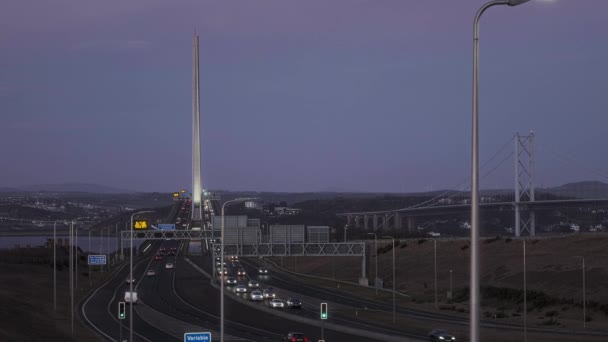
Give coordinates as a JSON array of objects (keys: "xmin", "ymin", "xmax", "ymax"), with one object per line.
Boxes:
[{"xmin": 514, "ymin": 132, "xmax": 535, "ymax": 236}]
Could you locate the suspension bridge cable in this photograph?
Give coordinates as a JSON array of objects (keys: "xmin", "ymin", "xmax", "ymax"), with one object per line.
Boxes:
[{"xmin": 408, "ymin": 136, "xmax": 515, "ymax": 208}]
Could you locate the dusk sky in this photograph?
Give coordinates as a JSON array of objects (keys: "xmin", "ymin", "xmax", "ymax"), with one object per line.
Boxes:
[{"xmin": 1, "ymin": 0, "xmax": 607, "ymax": 193}]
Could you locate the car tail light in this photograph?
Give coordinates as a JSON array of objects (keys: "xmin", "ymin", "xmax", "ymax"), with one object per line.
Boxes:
[
  {"xmin": 304, "ymin": 338, "xmax": 308, "ymax": 342},
  {"xmin": 291, "ymin": 338, "xmax": 296, "ymax": 342}
]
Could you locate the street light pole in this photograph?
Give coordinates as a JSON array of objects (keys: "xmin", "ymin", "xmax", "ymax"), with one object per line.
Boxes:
[
  {"xmin": 382, "ymin": 236, "xmax": 396, "ymax": 326},
  {"xmin": 523, "ymin": 239, "xmax": 527, "ymax": 342},
  {"xmin": 573, "ymin": 256, "xmax": 586, "ymax": 328},
  {"xmin": 434, "ymin": 239, "xmax": 438, "ymax": 310},
  {"xmin": 75, "ymin": 225, "xmax": 78, "ymax": 292},
  {"xmin": 471, "ymin": 1, "xmax": 530, "ymax": 340},
  {"xmin": 221, "ymin": 198, "xmax": 258, "ymax": 342},
  {"xmin": 367, "ymin": 233, "xmax": 378, "ymax": 295},
  {"xmin": 130, "ymin": 210, "xmax": 154, "ymax": 342},
  {"xmin": 69, "ymin": 217, "xmax": 87, "ymax": 335},
  {"xmin": 115, "ymin": 222, "xmax": 120, "ymax": 264},
  {"xmin": 449, "ymin": 269, "xmax": 453, "ymax": 302},
  {"xmin": 53, "ymin": 221, "xmax": 57, "ymax": 313}
]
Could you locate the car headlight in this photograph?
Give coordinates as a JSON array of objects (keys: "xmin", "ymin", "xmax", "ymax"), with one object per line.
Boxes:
[{"xmin": 439, "ymin": 337, "xmax": 445, "ymax": 340}]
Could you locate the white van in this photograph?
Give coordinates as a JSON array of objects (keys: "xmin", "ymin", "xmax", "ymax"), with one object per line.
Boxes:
[{"xmin": 124, "ymin": 291, "xmax": 138, "ymax": 304}]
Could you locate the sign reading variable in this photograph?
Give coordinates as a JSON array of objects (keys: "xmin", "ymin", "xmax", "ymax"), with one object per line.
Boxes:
[
  {"xmin": 184, "ymin": 332, "xmax": 211, "ymax": 342},
  {"xmin": 88, "ymin": 255, "xmax": 107, "ymax": 265},
  {"xmin": 133, "ymin": 220, "xmax": 149, "ymax": 230}
]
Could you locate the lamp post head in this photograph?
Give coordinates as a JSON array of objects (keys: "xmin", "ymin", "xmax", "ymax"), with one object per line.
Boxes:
[{"xmin": 508, "ymin": 0, "xmax": 531, "ymax": 6}]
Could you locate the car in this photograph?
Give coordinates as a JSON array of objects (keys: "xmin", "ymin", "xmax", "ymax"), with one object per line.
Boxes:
[
  {"xmin": 230, "ymin": 255, "xmax": 238, "ymax": 261},
  {"xmin": 234, "ymin": 285, "xmax": 247, "ymax": 294},
  {"xmin": 237, "ymin": 268, "xmax": 246, "ymax": 276},
  {"xmin": 248, "ymin": 280, "xmax": 259, "ymax": 288},
  {"xmin": 268, "ymin": 298, "xmax": 285, "ymax": 308},
  {"xmin": 429, "ymin": 330, "xmax": 456, "ymax": 341},
  {"xmin": 283, "ymin": 332, "xmax": 308, "ymax": 342},
  {"xmin": 262, "ymin": 289, "xmax": 276, "ymax": 299},
  {"xmin": 125, "ymin": 277, "xmax": 135, "ymax": 284},
  {"xmin": 146, "ymin": 270, "xmax": 156, "ymax": 277},
  {"xmin": 286, "ymin": 298, "xmax": 302, "ymax": 309},
  {"xmin": 124, "ymin": 291, "xmax": 138, "ymax": 304},
  {"xmin": 226, "ymin": 277, "xmax": 237, "ymax": 285},
  {"xmin": 250, "ymin": 290, "xmax": 264, "ymax": 301},
  {"xmin": 159, "ymin": 247, "xmax": 166, "ymax": 254},
  {"xmin": 165, "ymin": 263, "xmax": 174, "ymax": 269},
  {"xmin": 216, "ymin": 261, "xmax": 226, "ymax": 267},
  {"xmin": 217, "ymin": 268, "xmax": 228, "ymax": 276},
  {"xmin": 154, "ymin": 254, "xmax": 162, "ymax": 261},
  {"xmin": 258, "ymin": 268, "xmax": 269, "ymax": 274}
]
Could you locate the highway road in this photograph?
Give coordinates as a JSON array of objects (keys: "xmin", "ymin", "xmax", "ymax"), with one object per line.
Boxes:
[
  {"xmin": 80, "ymin": 240, "xmax": 180, "ymax": 342},
  {"xmin": 81, "ymin": 237, "xmax": 387, "ymax": 341},
  {"xmin": 229, "ymin": 256, "xmax": 608, "ymax": 340}
]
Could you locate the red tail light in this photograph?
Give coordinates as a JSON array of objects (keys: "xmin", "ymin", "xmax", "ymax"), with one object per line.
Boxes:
[
  {"xmin": 291, "ymin": 338, "xmax": 296, "ymax": 342},
  {"xmin": 304, "ymin": 338, "xmax": 309, "ymax": 342}
]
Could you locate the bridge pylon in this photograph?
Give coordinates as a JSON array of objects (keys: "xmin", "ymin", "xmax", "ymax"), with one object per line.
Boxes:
[{"xmin": 514, "ymin": 132, "xmax": 535, "ymax": 236}]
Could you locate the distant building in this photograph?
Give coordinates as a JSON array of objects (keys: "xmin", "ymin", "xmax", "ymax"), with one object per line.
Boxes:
[
  {"xmin": 273, "ymin": 207, "xmax": 302, "ymax": 216},
  {"xmin": 460, "ymin": 221, "xmax": 472, "ymax": 229}
]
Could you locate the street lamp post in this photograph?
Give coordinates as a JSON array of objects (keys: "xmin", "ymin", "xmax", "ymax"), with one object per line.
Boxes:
[
  {"xmin": 471, "ymin": 1, "xmax": 530, "ymax": 340},
  {"xmin": 53, "ymin": 220, "xmax": 60, "ymax": 313},
  {"xmin": 220, "ymin": 197, "xmax": 258, "ymax": 342},
  {"xmin": 115, "ymin": 222, "xmax": 120, "ymax": 265},
  {"xmin": 105, "ymin": 227, "xmax": 110, "ymax": 271},
  {"xmin": 130, "ymin": 210, "xmax": 154, "ymax": 342},
  {"xmin": 573, "ymin": 256, "xmax": 586, "ymax": 328},
  {"xmin": 382, "ymin": 236, "xmax": 396, "ymax": 326},
  {"xmin": 69, "ymin": 217, "xmax": 88, "ymax": 335},
  {"xmin": 523, "ymin": 239, "xmax": 527, "ymax": 342},
  {"xmin": 434, "ymin": 239, "xmax": 438, "ymax": 310},
  {"xmin": 367, "ymin": 233, "xmax": 378, "ymax": 295},
  {"xmin": 449, "ymin": 269, "xmax": 453, "ymax": 302}
]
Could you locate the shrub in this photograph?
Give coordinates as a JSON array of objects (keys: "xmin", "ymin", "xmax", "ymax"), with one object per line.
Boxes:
[
  {"xmin": 541, "ymin": 317, "xmax": 559, "ymax": 326},
  {"xmin": 545, "ymin": 310, "xmax": 558, "ymax": 317}
]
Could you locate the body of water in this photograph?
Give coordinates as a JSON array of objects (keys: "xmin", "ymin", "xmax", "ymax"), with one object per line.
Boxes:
[{"xmin": 0, "ymin": 236, "xmax": 145, "ymax": 253}]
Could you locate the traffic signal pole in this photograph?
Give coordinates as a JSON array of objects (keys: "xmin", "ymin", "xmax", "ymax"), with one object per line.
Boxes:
[{"xmin": 321, "ymin": 320, "xmax": 324, "ymax": 340}]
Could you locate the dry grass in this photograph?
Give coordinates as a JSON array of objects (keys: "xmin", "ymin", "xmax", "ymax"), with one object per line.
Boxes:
[
  {"xmin": 272, "ymin": 233, "xmax": 608, "ymax": 334},
  {"xmin": 0, "ymin": 259, "xmax": 110, "ymax": 341}
]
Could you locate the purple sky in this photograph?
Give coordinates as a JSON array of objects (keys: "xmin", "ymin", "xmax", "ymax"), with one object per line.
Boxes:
[{"xmin": 1, "ymin": 0, "xmax": 607, "ymax": 193}]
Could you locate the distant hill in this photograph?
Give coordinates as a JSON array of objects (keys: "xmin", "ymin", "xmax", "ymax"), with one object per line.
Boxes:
[
  {"xmin": 15, "ymin": 183, "xmax": 129, "ymax": 194},
  {"xmin": 0, "ymin": 187, "xmax": 20, "ymax": 193},
  {"xmin": 543, "ymin": 180, "xmax": 608, "ymax": 199}
]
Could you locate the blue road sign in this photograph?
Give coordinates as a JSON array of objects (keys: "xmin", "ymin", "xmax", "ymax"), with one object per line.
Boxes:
[
  {"xmin": 158, "ymin": 224, "xmax": 176, "ymax": 230},
  {"xmin": 88, "ymin": 255, "xmax": 107, "ymax": 265},
  {"xmin": 184, "ymin": 332, "xmax": 211, "ymax": 342}
]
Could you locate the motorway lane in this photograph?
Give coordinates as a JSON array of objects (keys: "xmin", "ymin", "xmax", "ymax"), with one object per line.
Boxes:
[
  {"xmin": 239, "ymin": 257, "xmax": 608, "ymax": 339},
  {"xmin": 81, "ymin": 240, "xmax": 180, "ymax": 342},
  {"xmin": 183, "ymin": 254, "xmax": 384, "ymax": 342}
]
